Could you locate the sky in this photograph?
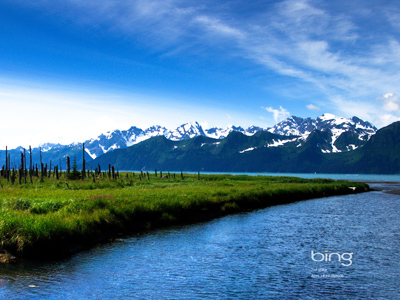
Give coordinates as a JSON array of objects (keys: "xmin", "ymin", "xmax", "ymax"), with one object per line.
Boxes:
[{"xmin": 1, "ymin": 0, "xmax": 400, "ymax": 149}]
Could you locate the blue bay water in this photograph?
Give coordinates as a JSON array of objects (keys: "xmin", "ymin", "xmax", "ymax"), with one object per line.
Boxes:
[{"xmin": 0, "ymin": 175, "xmax": 399, "ymax": 299}]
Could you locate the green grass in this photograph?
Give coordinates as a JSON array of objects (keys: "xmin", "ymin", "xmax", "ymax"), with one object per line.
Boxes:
[{"xmin": 0, "ymin": 172, "xmax": 369, "ymax": 259}]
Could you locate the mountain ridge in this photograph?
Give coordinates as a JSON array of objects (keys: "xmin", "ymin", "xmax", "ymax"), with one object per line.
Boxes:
[
  {"xmin": 90, "ymin": 121, "xmax": 400, "ymax": 174},
  {"xmin": 0, "ymin": 113, "xmax": 380, "ymax": 172},
  {"xmin": 45, "ymin": 113, "xmax": 377, "ymax": 158}
]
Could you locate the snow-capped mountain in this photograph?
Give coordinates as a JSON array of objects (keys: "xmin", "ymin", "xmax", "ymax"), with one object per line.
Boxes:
[
  {"xmin": 268, "ymin": 113, "xmax": 377, "ymax": 152},
  {"xmin": 39, "ymin": 143, "xmax": 64, "ymax": 152},
  {"xmin": 166, "ymin": 122, "xmax": 206, "ymax": 141},
  {"xmin": 80, "ymin": 122, "xmax": 263, "ymax": 158},
  {"xmin": 80, "ymin": 114, "xmax": 377, "ymax": 157},
  {"xmin": 14, "ymin": 114, "xmax": 376, "ymax": 164}
]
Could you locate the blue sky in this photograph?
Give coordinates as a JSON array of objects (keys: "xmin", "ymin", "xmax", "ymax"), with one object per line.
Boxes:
[{"xmin": 1, "ymin": 0, "xmax": 400, "ymax": 148}]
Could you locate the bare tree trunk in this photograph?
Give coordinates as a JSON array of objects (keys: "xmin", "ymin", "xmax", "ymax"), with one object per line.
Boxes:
[
  {"xmin": 19, "ymin": 152, "xmax": 23, "ymax": 185},
  {"xmin": 82, "ymin": 143, "xmax": 86, "ymax": 180},
  {"xmin": 66, "ymin": 156, "xmax": 70, "ymax": 175},
  {"xmin": 29, "ymin": 146, "xmax": 33, "ymax": 183},
  {"xmin": 5, "ymin": 146, "xmax": 8, "ymax": 181},
  {"xmin": 23, "ymin": 148, "xmax": 27, "ymax": 184}
]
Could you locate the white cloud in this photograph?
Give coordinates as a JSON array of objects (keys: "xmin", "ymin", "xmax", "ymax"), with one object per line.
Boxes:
[
  {"xmin": 263, "ymin": 105, "xmax": 290, "ymax": 123},
  {"xmin": 331, "ymin": 94, "xmax": 400, "ymax": 128},
  {"xmin": 378, "ymin": 113, "xmax": 399, "ymax": 127},
  {"xmin": 306, "ymin": 104, "xmax": 320, "ymax": 111},
  {"xmin": 372, "ymin": 93, "xmax": 400, "ymax": 127},
  {"xmin": 377, "ymin": 93, "xmax": 400, "ymax": 112}
]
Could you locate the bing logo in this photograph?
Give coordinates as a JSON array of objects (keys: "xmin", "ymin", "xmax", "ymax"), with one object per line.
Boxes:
[{"xmin": 311, "ymin": 250, "xmax": 353, "ymax": 266}]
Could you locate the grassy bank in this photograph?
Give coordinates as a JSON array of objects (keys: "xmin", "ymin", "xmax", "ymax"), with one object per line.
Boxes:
[{"xmin": 0, "ymin": 173, "xmax": 369, "ymax": 260}]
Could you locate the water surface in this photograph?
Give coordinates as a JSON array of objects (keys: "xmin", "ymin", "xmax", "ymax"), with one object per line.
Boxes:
[{"xmin": 0, "ymin": 183, "xmax": 399, "ymax": 299}]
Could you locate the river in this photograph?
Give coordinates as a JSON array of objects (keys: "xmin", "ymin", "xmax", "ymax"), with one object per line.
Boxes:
[{"xmin": 0, "ymin": 176, "xmax": 399, "ymax": 299}]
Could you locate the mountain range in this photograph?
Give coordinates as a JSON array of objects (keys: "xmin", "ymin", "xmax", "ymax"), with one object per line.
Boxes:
[
  {"xmin": 37, "ymin": 113, "xmax": 377, "ymax": 159},
  {"xmin": 2, "ymin": 113, "xmax": 398, "ymax": 174},
  {"xmin": 91, "ymin": 120, "xmax": 399, "ymax": 174}
]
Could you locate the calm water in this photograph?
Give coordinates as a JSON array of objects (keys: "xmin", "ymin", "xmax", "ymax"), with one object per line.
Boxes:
[{"xmin": 0, "ymin": 183, "xmax": 399, "ymax": 299}]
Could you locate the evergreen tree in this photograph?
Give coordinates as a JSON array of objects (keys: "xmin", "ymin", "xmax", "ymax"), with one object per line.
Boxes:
[{"xmin": 67, "ymin": 156, "xmax": 81, "ymax": 180}]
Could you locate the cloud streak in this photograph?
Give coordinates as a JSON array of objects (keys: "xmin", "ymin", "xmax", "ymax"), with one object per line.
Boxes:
[{"xmin": 10, "ymin": 0, "xmax": 400, "ymax": 127}]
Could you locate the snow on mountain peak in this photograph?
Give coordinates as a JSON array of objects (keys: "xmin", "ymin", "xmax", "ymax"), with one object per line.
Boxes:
[
  {"xmin": 80, "ymin": 114, "xmax": 377, "ymax": 157},
  {"xmin": 268, "ymin": 114, "xmax": 376, "ymax": 153},
  {"xmin": 318, "ymin": 113, "xmax": 337, "ymax": 120}
]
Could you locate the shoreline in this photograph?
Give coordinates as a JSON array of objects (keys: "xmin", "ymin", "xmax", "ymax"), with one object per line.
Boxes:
[{"xmin": 0, "ymin": 174, "xmax": 370, "ymax": 262}]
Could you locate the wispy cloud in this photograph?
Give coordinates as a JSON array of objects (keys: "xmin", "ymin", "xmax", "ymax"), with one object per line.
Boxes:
[
  {"xmin": 194, "ymin": 15, "xmax": 244, "ymax": 39},
  {"xmin": 12, "ymin": 0, "xmax": 400, "ymax": 127},
  {"xmin": 306, "ymin": 104, "xmax": 320, "ymax": 111},
  {"xmin": 263, "ymin": 106, "xmax": 290, "ymax": 123}
]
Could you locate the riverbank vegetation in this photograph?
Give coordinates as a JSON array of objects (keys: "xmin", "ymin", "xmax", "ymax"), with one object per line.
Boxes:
[{"xmin": 0, "ymin": 172, "xmax": 369, "ymax": 260}]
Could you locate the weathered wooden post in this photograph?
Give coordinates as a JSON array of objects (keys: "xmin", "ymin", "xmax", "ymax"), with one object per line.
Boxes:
[
  {"xmin": 160, "ymin": 171, "xmax": 162, "ymax": 178},
  {"xmin": 48, "ymin": 161, "xmax": 52, "ymax": 178},
  {"xmin": 112, "ymin": 166, "xmax": 115, "ymax": 180},
  {"xmin": 155, "ymin": 169, "xmax": 157, "ymax": 177},
  {"xmin": 146, "ymin": 172, "xmax": 149, "ymax": 180},
  {"xmin": 181, "ymin": 169, "xmax": 184, "ymax": 180},
  {"xmin": 108, "ymin": 164, "xmax": 111, "ymax": 179}
]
